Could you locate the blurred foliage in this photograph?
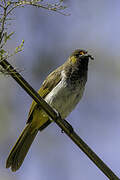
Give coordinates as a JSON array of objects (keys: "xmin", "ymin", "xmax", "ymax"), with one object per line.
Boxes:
[{"xmin": 0, "ymin": 0, "xmax": 68, "ymax": 74}]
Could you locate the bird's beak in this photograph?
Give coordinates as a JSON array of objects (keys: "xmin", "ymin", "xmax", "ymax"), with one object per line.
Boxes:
[
  {"xmin": 80, "ymin": 53, "xmax": 94, "ymax": 60},
  {"xmin": 80, "ymin": 51, "xmax": 94, "ymax": 60}
]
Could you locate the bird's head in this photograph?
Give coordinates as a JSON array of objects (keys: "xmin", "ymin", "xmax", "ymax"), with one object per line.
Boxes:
[{"xmin": 68, "ymin": 49, "xmax": 94, "ymax": 71}]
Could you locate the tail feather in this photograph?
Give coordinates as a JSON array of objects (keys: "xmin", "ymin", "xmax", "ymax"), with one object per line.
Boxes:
[{"xmin": 6, "ymin": 124, "xmax": 38, "ymax": 172}]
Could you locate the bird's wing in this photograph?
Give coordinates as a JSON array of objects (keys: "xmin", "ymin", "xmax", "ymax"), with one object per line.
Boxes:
[{"xmin": 27, "ymin": 66, "xmax": 62, "ymax": 124}]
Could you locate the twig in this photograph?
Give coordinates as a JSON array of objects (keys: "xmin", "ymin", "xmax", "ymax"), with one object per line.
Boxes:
[
  {"xmin": 0, "ymin": 4, "xmax": 4, "ymax": 8},
  {"xmin": 0, "ymin": 5, "xmax": 7, "ymax": 45},
  {"xmin": 0, "ymin": 58, "xmax": 119, "ymax": 180},
  {"xmin": 3, "ymin": 0, "xmax": 6, "ymax": 6},
  {"xmin": 6, "ymin": 1, "xmax": 69, "ymax": 16}
]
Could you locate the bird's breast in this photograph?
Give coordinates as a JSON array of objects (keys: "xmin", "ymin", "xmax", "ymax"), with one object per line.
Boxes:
[{"xmin": 45, "ymin": 77, "xmax": 86, "ymax": 119}]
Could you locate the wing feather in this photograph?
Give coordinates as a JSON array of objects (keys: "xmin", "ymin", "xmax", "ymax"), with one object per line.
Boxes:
[{"xmin": 27, "ymin": 66, "xmax": 62, "ymax": 124}]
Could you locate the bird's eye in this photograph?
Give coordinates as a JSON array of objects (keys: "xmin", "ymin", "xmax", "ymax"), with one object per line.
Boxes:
[
  {"xmin": 75, "ymin": 51, "xmax": 87, "ymax": 59},
  {"xmin": 76, "ymin": 51, "xmax": 85, "ymax": 58},
  {"xmin": 80, "ymin": 51, "xmax": 85, "ymax": 55}
]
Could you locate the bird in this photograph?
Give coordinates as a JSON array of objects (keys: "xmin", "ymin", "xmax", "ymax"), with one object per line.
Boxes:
[{"xmin": 6, "ymin": 49, "xmax": 94, "ymax": 171}]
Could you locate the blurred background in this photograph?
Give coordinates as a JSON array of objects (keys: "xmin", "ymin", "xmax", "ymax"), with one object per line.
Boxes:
[{"xmin": 0, "ymin": 0, "xmax": 120, "ymax": 179}]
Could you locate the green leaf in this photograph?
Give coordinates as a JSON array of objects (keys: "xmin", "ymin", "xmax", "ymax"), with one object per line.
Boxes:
[
  {"xmin": 0, "ymin": 49, "xmax": 6, "ymax": 55},
  {"xmin": 15, "ymin": 40, "xmax": 25, "ymax": 54},
  {"xmin": 7, "ymin": 1, "xmax": 11, "ymax": 6},
  {"xmin": 4, "ymin": 32, "xmax": 14, "ymax": 43}
]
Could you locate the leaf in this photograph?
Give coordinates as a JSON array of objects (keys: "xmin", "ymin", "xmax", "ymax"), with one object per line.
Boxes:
[
  {"xmin": 14, "ymin": 40, "xmax": 25, "ymax": 53},
  {"xmin": 4, "ymin": 32, "xmax": 14, "ymax": 43},
  {"xmin": 0, "ymin": 49, "xmax": 6, "ymax": 55}
]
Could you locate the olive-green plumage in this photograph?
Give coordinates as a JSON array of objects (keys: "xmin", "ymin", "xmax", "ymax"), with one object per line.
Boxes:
[{"xmin": 6, "ymin": 49, "xmax": 93, "ymax": 171}]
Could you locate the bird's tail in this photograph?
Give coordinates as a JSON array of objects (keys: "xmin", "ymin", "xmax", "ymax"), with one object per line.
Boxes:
[{"xmin": 6, "ymin": 123, "xmax": 38, "ymax": 172}]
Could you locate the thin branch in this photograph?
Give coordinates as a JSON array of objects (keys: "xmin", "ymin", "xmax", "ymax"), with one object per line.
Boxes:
[
  {"xmin": 3, "ymin": 0, "xmax": 7, "ymax": 6},
  {"xmin": 0, "ymin": 58, "xmax": 119, "ymax": 180},
  {"xmin": 6, "ymin": 1, "xmax": 69, "ymax": 16},
  {"xmin": 0, "ymin": 3, "xmax": 4, "ymax": 8},
  {"xmin": 0, "ymin": 5, "xmax": 7, "ymax": 45},
  {"xmin": 0, "ymin": 0, "xmax": 68, "ymax": 44}
]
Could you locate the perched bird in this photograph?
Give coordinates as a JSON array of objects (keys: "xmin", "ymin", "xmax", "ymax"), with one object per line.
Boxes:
[{"xmin": 6, "ymin": 49, "xmax": 94, "ymax": 171}]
